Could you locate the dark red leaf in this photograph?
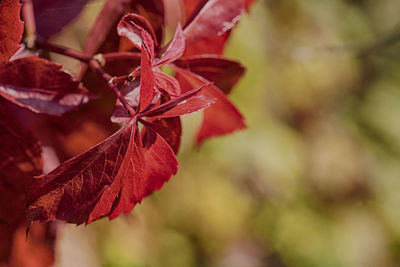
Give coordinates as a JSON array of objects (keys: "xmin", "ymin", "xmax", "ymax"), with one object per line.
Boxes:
[
  {"xmin": 144, "ymin": 117, "xmax": 182, "ymax": 154},
  {"xmin": 183, "ymin": 0, "xmax": 244, "ymax": 46},
  {"xmin": 139, "ymin": 83, "xmax": 213, "ymax": 118},
  {"xmin": 103, "ymin": 52, "xmax": 141, "ymax": 76},
  {"xmin": 90, "ymin": 123, "xmax": 144, "ymax": 221},
  {"xmin": 0, "ymin": 57, "xmax": 92, "ymax": 116},
  {"xmin": 172, "ymin": 66, "xmax": 246, "ymax": 144},
  {"xmin": 154, "ymin": 23, "xmax": 185, "ymax": 67},
  {"xmin": 174, "ymin": 55, "xmax": 245, "ymax": 94},
  {"xmin": 141, "ymin": 125, "xmax": 178, "ymax": 196},
  {"xmin": 0, "ymin": 0, "xmax": 24, "ymax": 63},
  {"xmin": 33, "ymin": 0, "xmax": 91, "ymax": 39},
  {"xmin": 0, "ymin": 108, "xmax": 42, "ymax": 263},
  {"xmin": 26, "ymin": 121, "xmax": 146, "ymax": 225}
]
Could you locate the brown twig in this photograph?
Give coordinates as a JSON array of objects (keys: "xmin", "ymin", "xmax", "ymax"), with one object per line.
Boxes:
[{"xmin": 35, "ymin": 38, "xmax": 92, "ymax": 62}]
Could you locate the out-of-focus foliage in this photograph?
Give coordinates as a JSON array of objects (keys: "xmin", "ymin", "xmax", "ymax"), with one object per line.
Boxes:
[{"xmin": 50, "ymin": 0, "xmax": 400, "ymax": 266}]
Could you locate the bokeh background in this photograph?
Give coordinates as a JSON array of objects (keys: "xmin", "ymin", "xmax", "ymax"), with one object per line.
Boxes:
[{"xmin": 48, "ymin": 0, "xmax": 400, "ymax": 266}]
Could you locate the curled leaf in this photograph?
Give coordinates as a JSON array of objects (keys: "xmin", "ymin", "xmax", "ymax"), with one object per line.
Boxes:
[{"xmin": 154, "ymin": 23, "xmax": 185, "ymax": 67}]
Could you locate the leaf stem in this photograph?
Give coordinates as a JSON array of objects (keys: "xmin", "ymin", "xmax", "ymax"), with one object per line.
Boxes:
[
  {"xmin": 21, "ymin": 0, "xmax": 37, "ymax": 49},
  {"xmin": 102, "ymin": 52, "xmax": 141, "ymax": 62},
  {"xmin": 89, "ymin": 59, "xmax": 136, "ymax": 117},
  {"xmin": 35, "ymin": 38, "xmax": 92, "ymax": 62}
]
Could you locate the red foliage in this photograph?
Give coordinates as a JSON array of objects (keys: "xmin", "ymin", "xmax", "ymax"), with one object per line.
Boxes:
[
  {"xmin": 0, "ymin": 0, "xmax": 24, "ymax": 63},
  {"xmin": 0, "ymin": 0, "xmax": 256, "ymax": 265}
]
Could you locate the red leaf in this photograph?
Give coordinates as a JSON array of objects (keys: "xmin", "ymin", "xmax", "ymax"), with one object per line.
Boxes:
[
  {"xmin": 172, "ymin": 66, "xmax": 246, "ymax": 144},
  {"xmin": 174, "ymin": 55, "xmax": 245, "ymax": 94},
  {"xmin": 183, "ymin": 0, "xmax": 244, "ymax": 46},
  {"xmin": 0, "ymin": 108, "xmax": 42, "ymax": 263},
  {"xmin": 183, "ymin": 32, "xmax": 230, "ymax": 56},
  {"xmin": 89, "ymin": 123, "xmax": 144, "ymax": 222},
  {"xmin": 139, "ymin": 83, "xmax": 214, "ymax": 118},
  {"xmin": 118, "ymin": 14, "xmax": 157, "ymax": 112},
  {"xmin": 144, "ymin": 117, "xmax": 182, "ymax": 154},
  {"xmin": 117, "ymin": 13, "xmax": 157, "ymax": 52},
  {"xmin": 82, "ymin": 0, "xmax": 164, "ymax": 58},
  {"xmin": 129, "ymin": 0, "xmax": 165, "ymax": 47},
  {"xmin": 139, "ymin": 32, "xmax": 156, "ymax": 112},
  {"xmin": 33, "ymin": 0, "xmax": 91, "ymax": 39},
  {"xmin": 182, "ymin": 0, "xmax": 206, "ymax": 23},
  {"xmin": 0, "ymin": 0, "xmax": 24, "ymax": 63},
  {"xmin": 81, "ymin": 0, "xmax": 163, "ymax": 78},
  {"xmin": 0, "ymin": 57, "xmax": 91, "ymax": 116},
  {"xmin": 158, "ymin": 95, "xmax": 215, "ymax": 118},
  {"xmin": 154, "ymin": 23, "xmax": 185, "ymax": 67},
  {"xmin": 26, "ymin": 121, "xmax": 146, "ymax": 225},
  {"xmin": 141, "ymin": 125, "xmax": 178, "ymax": 196},
  {"xmin": 155, "ymin": 71, "xmax": 181, "ymax": 96}
]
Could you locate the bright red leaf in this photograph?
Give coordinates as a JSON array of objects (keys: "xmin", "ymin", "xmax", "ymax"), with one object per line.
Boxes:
[
  {"xmin": 141, "ymin": 125, "xmax": 178, "ymax": 195},
  {"xmin": 183, "ymin": 33, "xmax": 230, "ymax": 56},
  {"xmin": 183, "ymin": 0, "xmax": 244, "ymax": 46}
]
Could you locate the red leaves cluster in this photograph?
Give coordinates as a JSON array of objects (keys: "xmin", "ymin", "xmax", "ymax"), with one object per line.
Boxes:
[
  {"xmin": 0, "ymin": 0, "xmax": 90, "ymax": 117},
  {"xmin": 0, "ymin": 0, "xmax": 255, "ymax": 265}
]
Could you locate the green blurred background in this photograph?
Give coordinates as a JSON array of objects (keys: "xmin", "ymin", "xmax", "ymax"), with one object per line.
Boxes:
[{"xmin": 50, "ymin": 0, "xmax": 400, "ymax": 266}]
